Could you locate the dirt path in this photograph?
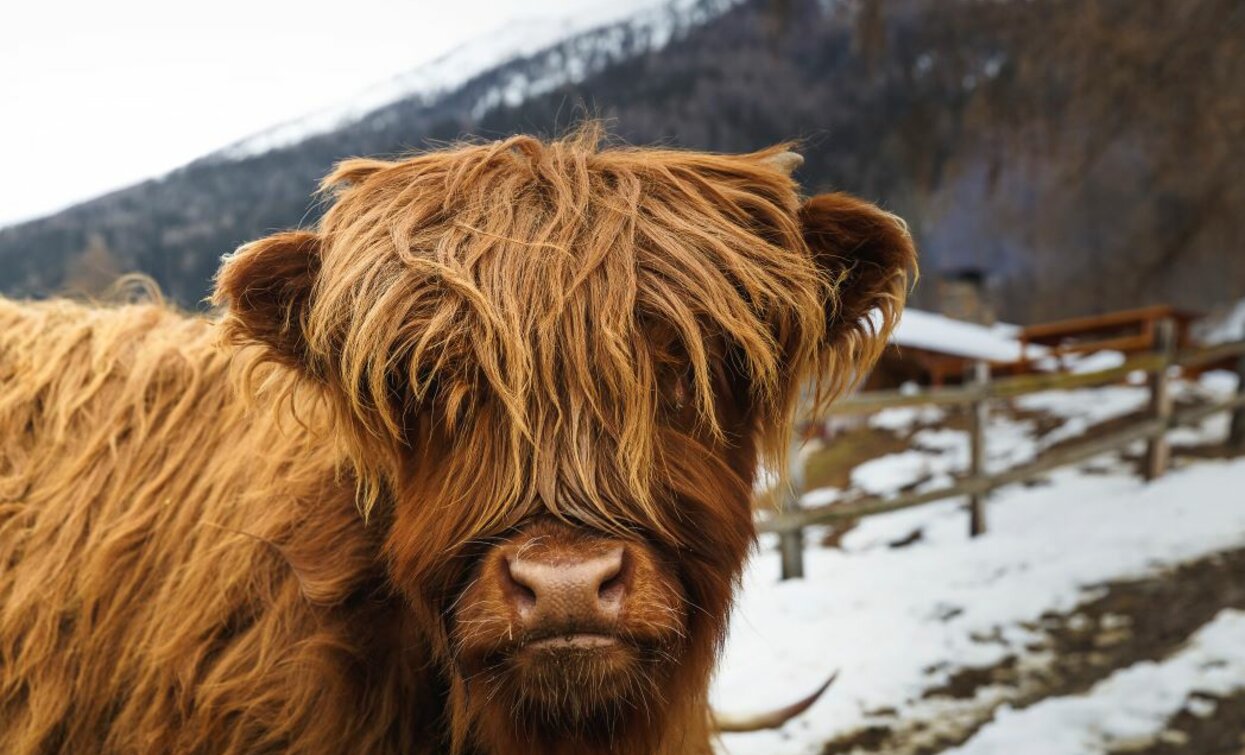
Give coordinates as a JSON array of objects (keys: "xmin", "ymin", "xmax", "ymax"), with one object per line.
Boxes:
[
  {"xmin": 1110, "ymin": 689, "xmax": 1245, "ymax": 755},
  {"xmin": 819, "ymin": 547, "xmax": 1245, "ymax": 754}
]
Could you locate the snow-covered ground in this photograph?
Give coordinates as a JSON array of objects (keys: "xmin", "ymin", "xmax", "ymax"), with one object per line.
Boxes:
[
  {"xmin": 844, "ymin": 372, "xmax": 1154, "ymax": 498},
  {"xmin": 714, "ymin": 369, "xmax": 1245, "ymax": 754},
  {"xmin": 944, "ymin": 609, "xmax": 1245, "ymax": 755}
]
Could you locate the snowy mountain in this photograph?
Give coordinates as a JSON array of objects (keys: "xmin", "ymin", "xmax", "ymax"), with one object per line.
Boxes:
[
  {"xmin": 0, "ymin": 0, "xmax": 750, "ymax": 305},
  {"xmin": 216, "ymin": 0, "xmax": 740, "ymax": 160}
]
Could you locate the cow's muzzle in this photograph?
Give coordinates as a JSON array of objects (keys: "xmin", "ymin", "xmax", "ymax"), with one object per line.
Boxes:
[
  {"xmin": 451, "ymin": 517, "xmax": 684, "ymax": 680},
  {"xmin": 500, "ymin": 542, "xmax": 627, "ymax": 646}
]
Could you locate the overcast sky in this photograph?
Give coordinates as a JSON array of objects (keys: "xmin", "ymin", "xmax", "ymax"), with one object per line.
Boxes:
[{"xmin": 0, "ymin": 0, "xmax": 619, "ymax": 228}]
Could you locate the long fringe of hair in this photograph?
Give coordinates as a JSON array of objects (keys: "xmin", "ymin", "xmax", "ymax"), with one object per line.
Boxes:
[{"xmin": 218, "ymin": 123, "xmax": 910, "ymax": 551}]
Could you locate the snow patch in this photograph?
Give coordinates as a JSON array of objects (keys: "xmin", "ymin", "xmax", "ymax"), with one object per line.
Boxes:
[
  {"xmin": 1198, "ymin": 298, "xmax": 1245, "ymax": 345},
  {"xmin": 869, "ymin": 405, "xmax": 948, "ymax": 432},
  {"xmin": 851, "ymin": 450, "xmax": 932, "ymax": 494},
  {"xmin": 1066, "ymin": 349, "xmax": 1126, "ymax": 374}
]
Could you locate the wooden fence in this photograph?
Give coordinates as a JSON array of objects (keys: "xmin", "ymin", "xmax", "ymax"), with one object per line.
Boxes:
[{"xmin": 765, "ymin": 319, "xmax": 1245, "ymax": 580}]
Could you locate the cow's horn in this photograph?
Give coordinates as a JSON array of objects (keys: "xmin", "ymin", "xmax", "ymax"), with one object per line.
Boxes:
[
  {"xmin": 711, "ymin": 672, "xmax": 838, "ymax": 733},
  {"xmin": 760, "ymin": 151, "xmax": 804, "ymax": 176}
]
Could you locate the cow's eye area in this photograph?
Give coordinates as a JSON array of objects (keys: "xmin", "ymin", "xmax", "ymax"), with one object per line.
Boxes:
[
  {"xmin": 656, "ymin": 360, "xmax": 694, "ymax": 416},
  {"xmin": 659, "ymin": 357, "xmax": 740, "ymax": 426},
  {"xmin": 669, "ymin": 366, "xmax": 692, "ymax": 411}
]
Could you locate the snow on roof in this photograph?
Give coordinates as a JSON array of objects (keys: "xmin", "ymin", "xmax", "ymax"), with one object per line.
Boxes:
[{"xmin": 890, "ymin": 308, "xmax": 1046, "ymax": 364}]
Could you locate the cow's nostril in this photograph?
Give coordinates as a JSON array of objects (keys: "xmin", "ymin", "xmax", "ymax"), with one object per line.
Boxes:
[
  {"xmin": 598, "ymin": 571, "xmax": 625, "ymax": 604},
  {"xmin": 596, "ymin": 548, "xmax": 626, "ymax": 606},
  {"xmin": 502, "ymin": 557, "xmax": 538, "ymax": 612}
]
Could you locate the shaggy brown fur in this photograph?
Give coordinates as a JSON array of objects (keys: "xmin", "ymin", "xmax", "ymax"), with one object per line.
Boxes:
[{"xmin": 0, "ymin": 127, "xmax": 915, "ymax": 754}]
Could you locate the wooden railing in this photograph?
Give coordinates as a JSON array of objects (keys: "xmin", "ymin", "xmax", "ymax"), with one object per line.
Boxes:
[
  {"xmin": 764, "ymin": 319, "xmax": 1245, "ymax": 580},
  {"xmin": 1016, "ymin": 304, "xmax": 1199, "ymax": 371}
]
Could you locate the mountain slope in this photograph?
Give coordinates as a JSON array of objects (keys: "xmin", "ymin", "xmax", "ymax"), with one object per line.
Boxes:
[
  {"xmin": 215, "ymin": 0, "xmax": 736, "ymax": 160},
  {"xmin": 0, "ymin": 0, "xmax": 740, "ymax": 305}
]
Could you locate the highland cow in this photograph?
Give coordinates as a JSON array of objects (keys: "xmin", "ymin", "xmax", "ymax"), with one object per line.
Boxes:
[{"xmin": 0, "ymin": 128, "xmax": 915, "ymax": 754}]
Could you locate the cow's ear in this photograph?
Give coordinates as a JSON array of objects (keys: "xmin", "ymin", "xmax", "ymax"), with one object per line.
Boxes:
[
  {"xmin": 214, "ymin": 230, "xmax": 321, "ymax": 367},
  {"xmin": 799, "ymin": 192, "xmax": 916, "ymax": 361}
]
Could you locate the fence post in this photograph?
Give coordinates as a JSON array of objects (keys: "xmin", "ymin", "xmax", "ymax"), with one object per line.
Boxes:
[
  {"xmin": 1143, "ymin": 318, "xmax": 1176, "ymax": 481},
  {"xmin": 1229, "ymin": 351, "xmax": 1245, "ymax": 452},
  {"xmin": 778, "ymin": 435, "xmax": 806, "ymax": 580},
  {"xmin": 966, "ymin": 360, "xmax": 990, "ymax": 538}
]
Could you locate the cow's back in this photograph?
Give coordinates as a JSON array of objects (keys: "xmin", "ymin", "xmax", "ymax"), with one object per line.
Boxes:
[
  {"xmin": 0, "ymin": 297, "xmax": 426, "ymax": 754},
  {"xmin": 0, "ymin": 296, "xmax": 232, "ymax": 499}
]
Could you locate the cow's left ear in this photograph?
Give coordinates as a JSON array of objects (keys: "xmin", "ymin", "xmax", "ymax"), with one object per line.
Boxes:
[
  {"xmin": 214, "ymin": 230, "xmax": 321, "ymax": 368},
  {"xmin": 799, "ymin": 191, "xmax": 917, "ymax": 357}
]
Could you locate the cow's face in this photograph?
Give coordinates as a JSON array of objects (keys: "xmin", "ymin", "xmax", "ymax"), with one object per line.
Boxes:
[
  {"xmin": 216, "ymin": 129, "xmax": 915, "ymax": 754},
  {"xmin": 389, "ymin": 325, "xmax": 762, "ymax": 754}
]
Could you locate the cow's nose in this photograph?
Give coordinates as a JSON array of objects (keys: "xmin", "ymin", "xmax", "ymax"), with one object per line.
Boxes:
[{"xmin": 503, "ymin": 546, "xmax": 627, "ymax": 625}]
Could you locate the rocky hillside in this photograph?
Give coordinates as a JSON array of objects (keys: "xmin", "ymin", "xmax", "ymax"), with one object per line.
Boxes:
[{"xmin": 1, "ymin": 0, "xmax": 1240, "ymax": 322}]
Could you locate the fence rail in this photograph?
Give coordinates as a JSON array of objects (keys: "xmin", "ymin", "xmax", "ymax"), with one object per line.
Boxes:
[{"xmin": 763, "ymin": 321, "xmax": 1245, "ymax": 579}]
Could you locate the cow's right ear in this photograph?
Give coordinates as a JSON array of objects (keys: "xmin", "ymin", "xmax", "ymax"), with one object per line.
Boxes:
[{"xmin": 214, "ymin": 230, "xmax": 321, "ymax": 367}]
